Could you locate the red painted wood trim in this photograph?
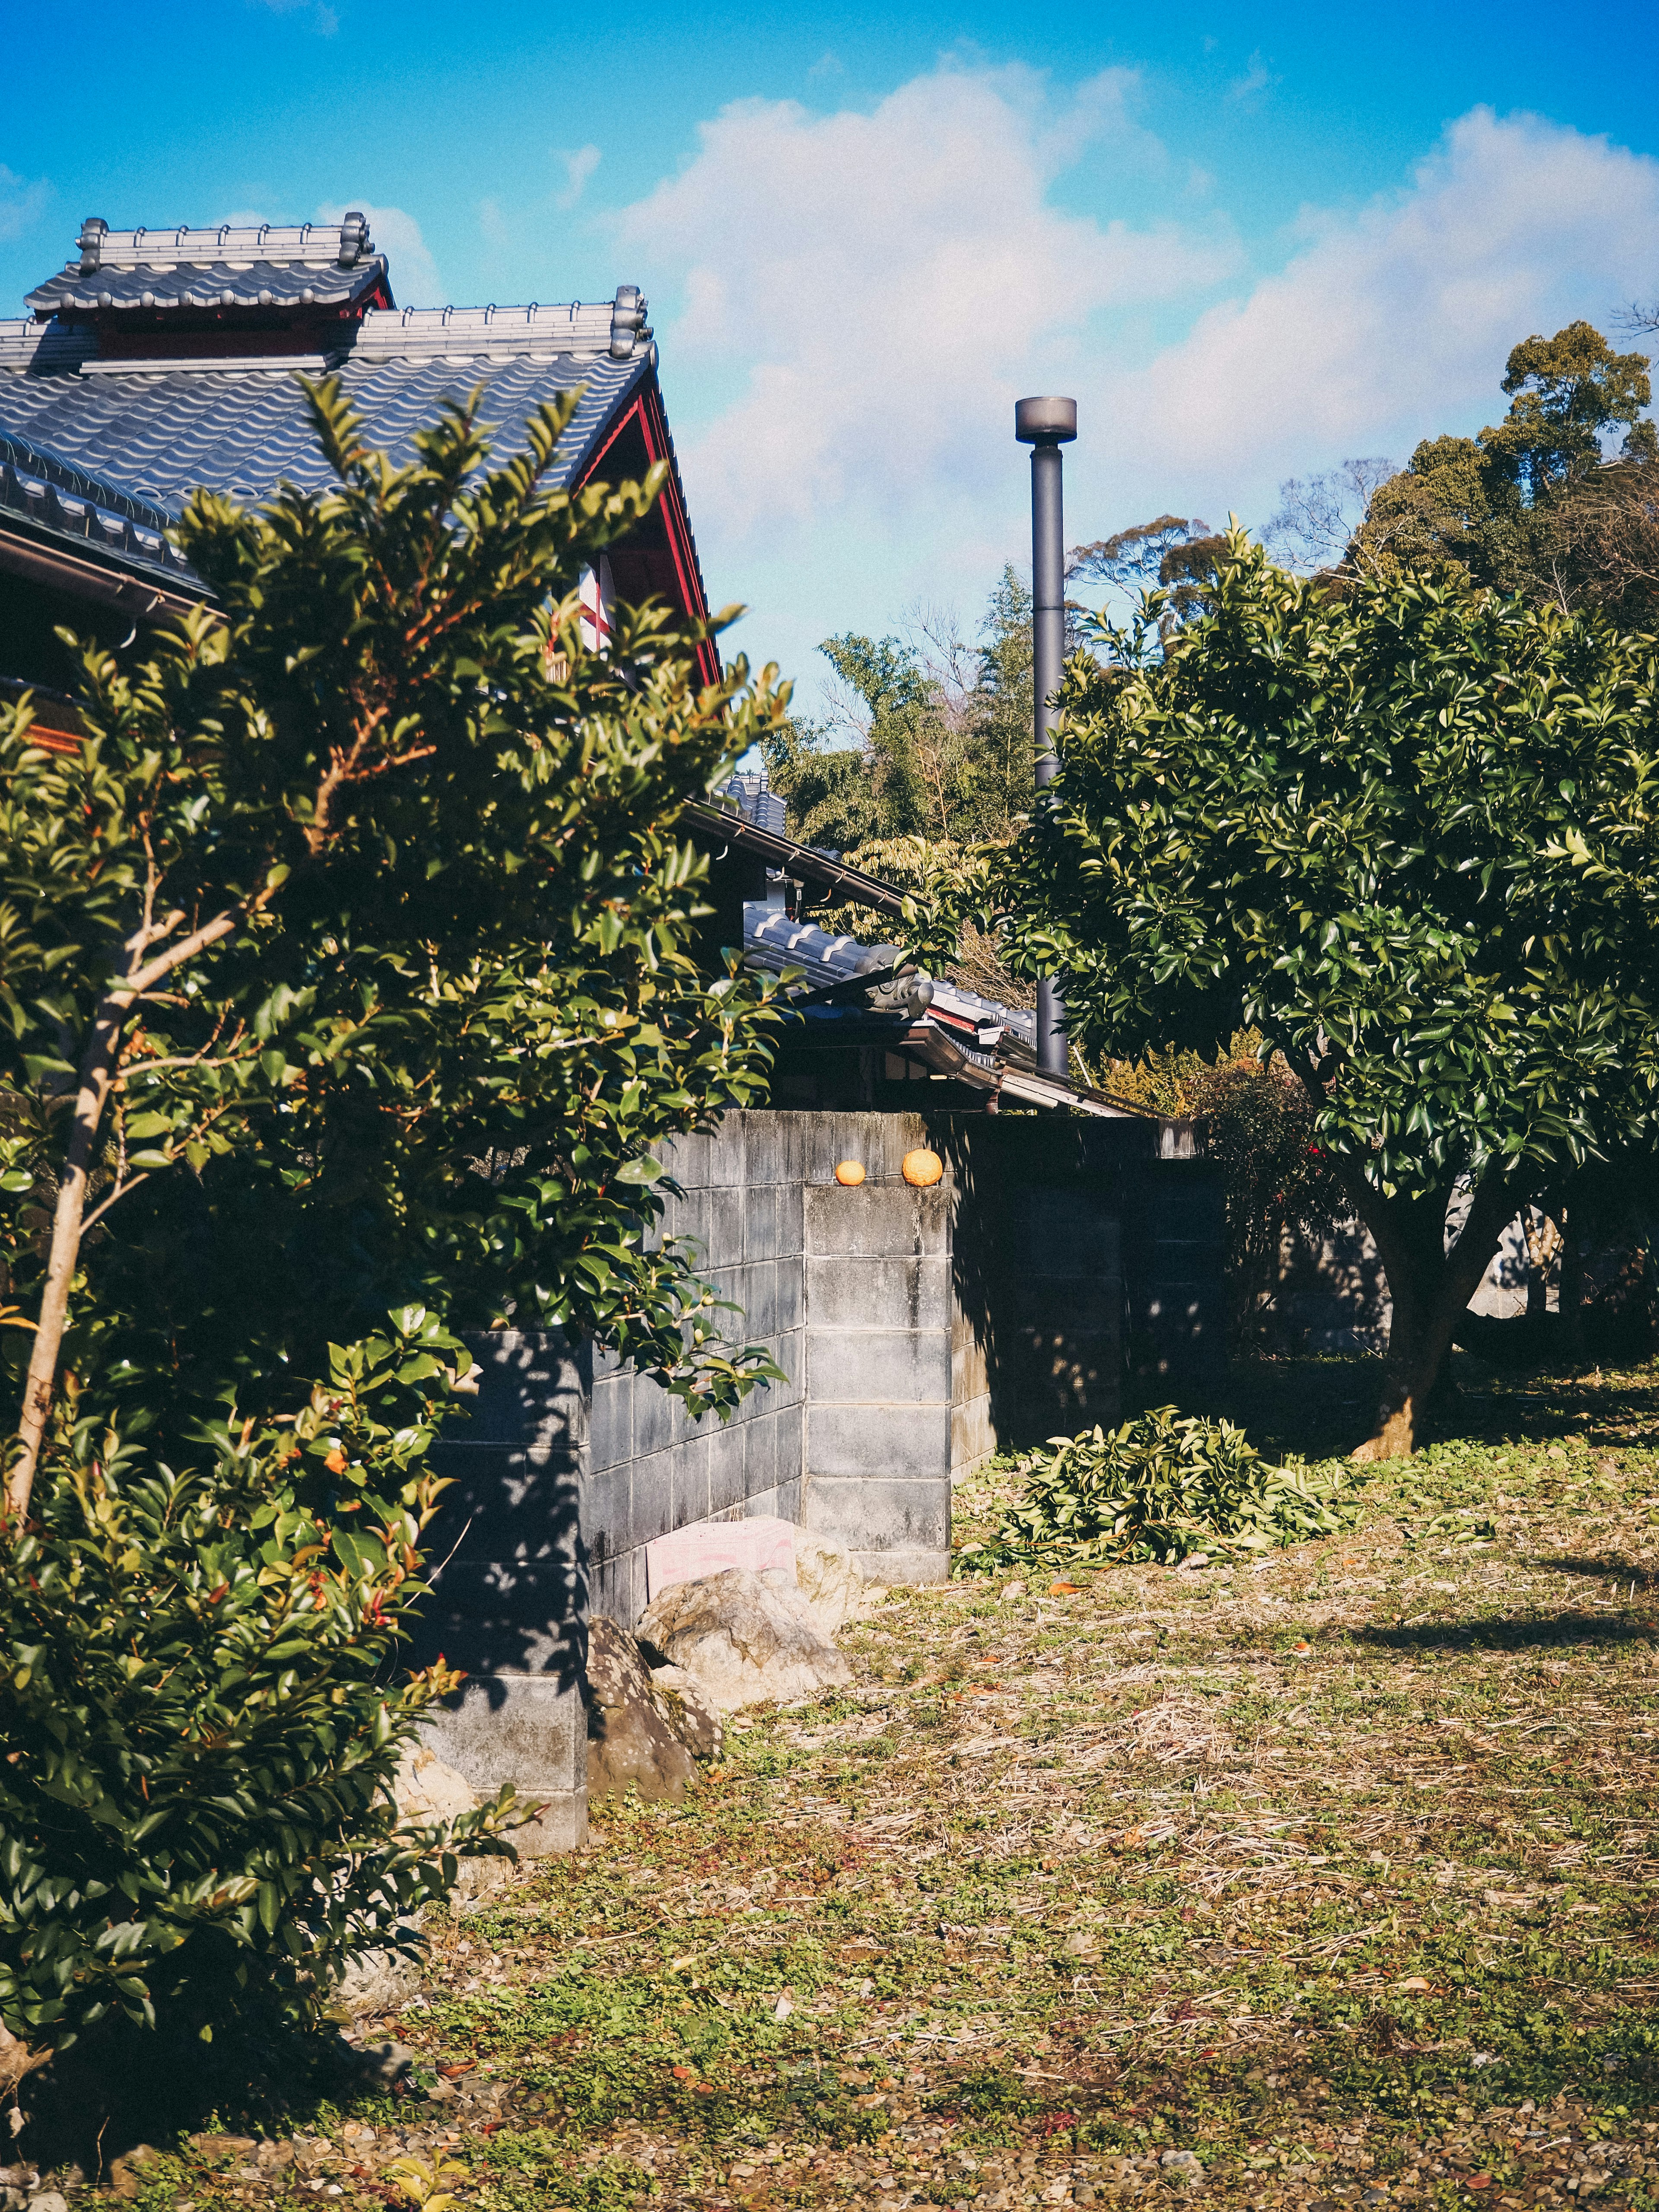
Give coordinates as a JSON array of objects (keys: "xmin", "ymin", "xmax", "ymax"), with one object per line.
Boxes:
[{"xmin": 578, "ymin": 381, "xmax": 722, "ymax": 690}]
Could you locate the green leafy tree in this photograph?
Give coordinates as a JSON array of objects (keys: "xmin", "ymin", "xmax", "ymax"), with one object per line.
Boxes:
[
  {"xmin": 929, "ymin": 534, "xmax": 1659, "ymax": 1458},
  {"xmin": 0, "ymin": 379, "xmax": 789, "ymax": 2072},
  {"xmin": 1353, "ymin": 322, "xmax": 1657, "ymax": 613},
  {"xmin": 1070, "ymin": 515, "xmax": 1227, "ymax": 632},
  {"xmin": 763, "ymin": 573, "xmax": 1042, "ymax": 854}
]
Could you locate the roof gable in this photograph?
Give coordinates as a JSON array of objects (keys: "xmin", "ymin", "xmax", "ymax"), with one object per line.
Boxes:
[{"xmin": 1, "ymin": 218, "xmax": 714, "ymax": 682}]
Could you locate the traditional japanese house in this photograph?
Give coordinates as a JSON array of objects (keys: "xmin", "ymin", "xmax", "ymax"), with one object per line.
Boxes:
[
  {"xmin": 0, "ymin": 213, "xmax": 1224, "ymax": 1847},
  {"xmin": 0, "ymin": 211, "xmax": 712, "ymax": 715}
]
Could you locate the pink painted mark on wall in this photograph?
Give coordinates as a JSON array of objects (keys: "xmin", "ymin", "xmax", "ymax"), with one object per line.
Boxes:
[{"xmin": 645, "ymin": 1515, "xmax": 796, "ymax": 1600}]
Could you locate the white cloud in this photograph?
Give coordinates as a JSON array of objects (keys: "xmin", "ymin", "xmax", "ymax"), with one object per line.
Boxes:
[
  {"xmin": 614, "ymin": 61, "xmax": 1236, "ymax": 550},
  {"xmin": 0, "ymin": 164, "xmax": 51, "ymax": 246},
  {"xmin": 316, "ymin": 200, "xmax": 442, "ymax": 308},
  {"xmin": 1227, "ymin": 51, "xmax": 1280, "ymax": 105},
  {"xmin": 554, "ymin": 146, "xmax": 601, "ymax": 213},
  {"xmin": 253, "ymin": 0, "xmax": 337, "ymax": 35},
  {"xmin": 1115, "ymin": 108, "xmax": 1659, "ymax": 514},
  {"xmin": 601, "ymin": 79, "xmax": 1659, "ymax": 694}
]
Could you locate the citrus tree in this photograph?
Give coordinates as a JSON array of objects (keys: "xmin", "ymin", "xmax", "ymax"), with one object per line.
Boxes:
[{"xmin": 950, "ymin": 534, "xmax": 1659, "ymax": 1456}]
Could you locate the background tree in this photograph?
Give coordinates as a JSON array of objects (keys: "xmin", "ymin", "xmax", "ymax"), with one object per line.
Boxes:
[
  {"xmin": 1069, "ymin": 515, "xmax": 1227, "ymax": 632},
  {"xmin": 761, "ymin": 571, "xmax": 1039, "ymax": 851},
  {"xmin": 1344, "ymin": 322, "xmax": 1657, "ymax": 617},
  {"xmin": 931, "ymin": 535, "xmax": 1659, "ymax": 1459}
]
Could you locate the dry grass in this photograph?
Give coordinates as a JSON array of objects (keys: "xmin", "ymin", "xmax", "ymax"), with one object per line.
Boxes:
[{"xmin": 99, "ymin": 1356, "xmax": 1659, "ymax": 2212}]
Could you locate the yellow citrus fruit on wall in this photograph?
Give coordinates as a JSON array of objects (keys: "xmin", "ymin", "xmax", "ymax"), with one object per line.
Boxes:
[
  {"xmin": 901, "ymin": 1148, "xmax": 944, "ymax": 1188},
  {"xmin": 833, "ymin": 1159, "xmax": 866, "ymax": 1186}
]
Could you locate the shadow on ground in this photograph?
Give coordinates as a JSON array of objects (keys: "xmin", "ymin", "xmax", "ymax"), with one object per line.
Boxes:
[{"xmin": 1130, "ymin": 1349, "xmax": 1659, "ymax": 1463}]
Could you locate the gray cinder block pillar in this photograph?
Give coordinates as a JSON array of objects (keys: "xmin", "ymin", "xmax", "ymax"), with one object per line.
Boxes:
[
  {"xmin": 417, "ymin": 1330, "xmax": 590, "ymax": 1854},
  {"xmin": 803, "ymin": 1178, "xmax": 952, "ymax": 1584}
]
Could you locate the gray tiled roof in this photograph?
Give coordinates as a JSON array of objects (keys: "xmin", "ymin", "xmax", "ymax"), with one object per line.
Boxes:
[
  {"xmin": 0, "ymin": 423, "xmax": 194, "ymax": 586},
  {"xmin": 3, "ymin": 213, "xmax": 663, "ymax": 597},
  {"xmin": 28, "ymin": 256, "xmax": 389, "ymax": 317},
  {"xmin": 25, "ymin": 215, "xmax": 389, "ymax": 318},
  {"xmin": 0, "ymin": 318, "xmax": 651, "ymax": 585}
]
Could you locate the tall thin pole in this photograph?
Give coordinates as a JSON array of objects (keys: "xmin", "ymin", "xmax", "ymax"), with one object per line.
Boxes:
[{"xmin": 1015, "ymin": 395, "xmax": 1077, "ymax": 1079}]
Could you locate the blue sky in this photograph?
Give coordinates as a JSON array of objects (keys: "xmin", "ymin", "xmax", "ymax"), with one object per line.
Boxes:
[{"xmin": 4, "ymin": 1, "xmax": 1657, "ymax": 709}]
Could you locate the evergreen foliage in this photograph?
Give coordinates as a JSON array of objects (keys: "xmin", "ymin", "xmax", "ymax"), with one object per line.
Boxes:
[
  {"xmin": 958, "ymin": 1406, "xmax": 1352, "ymax": 1571},
  {"xmin": 0, "ymin": 379, "xmax": 790, "ymax": 2072}
]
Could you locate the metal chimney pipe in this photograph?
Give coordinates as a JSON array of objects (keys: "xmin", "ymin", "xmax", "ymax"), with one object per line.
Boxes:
[{"xmin": 1015, "ymin": 395, "xmax": 1077, "ymax": 1079}]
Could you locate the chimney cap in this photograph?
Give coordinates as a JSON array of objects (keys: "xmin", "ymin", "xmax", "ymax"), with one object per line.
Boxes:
[{"xmin": 1015, "ymin": 395, "xmax": 1077, "ymax": 444}]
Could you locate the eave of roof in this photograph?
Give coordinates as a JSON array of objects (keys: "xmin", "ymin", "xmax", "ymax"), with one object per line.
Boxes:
[
  {"xmin": 684, "ymin": 803, "xmax": 911, "ymax": 918},
  {"xmin": 29, "ymin": 256, "xmax": 391, "ymax": 318}
]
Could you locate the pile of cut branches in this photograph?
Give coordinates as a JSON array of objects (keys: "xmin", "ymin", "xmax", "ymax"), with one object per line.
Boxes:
[{"xmin": 957, "ymin": 1405, "xmax": 1354, "ymax": 1571}]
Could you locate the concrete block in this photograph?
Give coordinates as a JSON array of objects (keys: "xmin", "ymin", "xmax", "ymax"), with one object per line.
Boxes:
[
  {"xmin": 588, "ymin": 1374, "xmax": 632, "ymax": 1475},
  {"xmin": 743, "ymin": 1406, "xmax": 779, "ymax": 1498},
  {"xmin": 588, "ymin": 1545, "xmax": 631, "ymax": 1624},
  {"xmin": 807, "ymin": 1401, "xmax": 951, "ymax": 1481},
  {"xmin": 807, "ymin": 1252, "xmax": 950, "ymax": 1331},
  {"xmin": 852, "ymin": 1546, "xmax": 949, "ymax": 1586},
  {"xmin": 805, "ymin": 1182, "xmax": 949, "ymax": 1259},
  {"xmin": 671, "ymin": 1433, "xmax": 712, "ymax": 1528},
  {"xmin": 583, "ymin": 1461, "xmax": 631, "ymax": 1565},
  {"xmin": 457, "ymin": 1329, "xmax": 588, "ymax": 1450},
  {"xmin": 766, "ymin": 1331, "xmax": 805, "ymax": 1410},
  {"xmin": 424, "ymin": 1672, "xmax": 587, "ymax": 1856},
  {"xmin": 735, "ymin": 1257, "xmax": 778, "ymax": 1338},
  {"xmin": 629, "ymin": 1449, "xmax": 677, "ymax": 1544},
  {"xmin": 744, "ymin": 1180, "xmax": 801, "ymax": 1264},
  {"xmin": 425, "ymin": 1446, "xmax": 583, "ymax": 1561},
  {"xmin": 417, "ymin": 1558, "xmax": 584, "ymax": 1675},
  {"xmin": 803, "ymin": 1473, "xmax": 950, "ymax": 1554},
  {"xmin": 631, "ymin": 1373, "xmax": 673, "ymax": 1459},
  {"xmin": 806, "ymin": 1326, "xmax": 951, "ymax": 1405},
  {"xmin": 1023, "ymin": 1192, "xmax": 1119, "ymax": 1280},
  {"xmin": 741, "ymin": 1110, "xmax": 814, "ymax": 1189},
  {"xmin": 775, "ymin": 1258, "xmax": 805, "ymax": 1334},
  {"xmin": 951, "ymin": 1393, "xmax": 996, "ymax": 1472},
  {"xmin": 707, "ymin": 1415, "xmax": 750, "ymax": 1514},
  {"xmin": 702, "ymin": 1184, "xmax": 746, "ymax": 1267}
]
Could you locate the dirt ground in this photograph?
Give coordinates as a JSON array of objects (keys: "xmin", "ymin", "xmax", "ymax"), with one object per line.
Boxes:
[{"xmin": 85, "ymin": 1357, "xmax": 1659, "ymax": 2212}]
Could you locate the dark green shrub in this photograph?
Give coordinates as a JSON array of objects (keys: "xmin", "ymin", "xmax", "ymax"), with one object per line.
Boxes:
[
  {"xmin": 0, "ymin": 1310, "xmax": 512, "ymax": 2069},
  {"xmin": 958, "ymin": 1405, "xmax": 1353, "ymax": 1570}
]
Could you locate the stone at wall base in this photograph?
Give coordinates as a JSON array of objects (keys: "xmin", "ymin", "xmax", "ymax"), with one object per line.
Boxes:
[
  {"xmin": 423, "ymin": 1672, "xmax": 588, "ymax": 1856},
  {"xmin": 851, "ymin": 1546, "xmax": 949, "ymax": 1587},
  {"xmin": 504, "ymin": 1796, "xmax": 589, "ymax": 1858}
]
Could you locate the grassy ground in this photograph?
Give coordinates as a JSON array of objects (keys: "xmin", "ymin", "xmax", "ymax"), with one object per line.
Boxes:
[{"xmin": 94, "ymin": 1356, "xmax": 1659, "ymax": 2212}]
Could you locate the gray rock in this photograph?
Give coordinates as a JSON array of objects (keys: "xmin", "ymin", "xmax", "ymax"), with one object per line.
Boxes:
[
  {"xmin": 649, "ymin": 1663, "xmax": 723, "ymax": 1760},
  {"xmin": 333, "ymin": 1932, "xmax": 425, "ymax": 2017},
  {"xmin": 793, "ymin": 1533, "xmax": 869, "ymax": 1635},
  {"xmin": 637, "ymin": 1568, "xmax": 853, "ymax": 1712},
  {"xmin": 355, "ymin": 2039, "xmax": 418, "ymax": 2088},
  {"xmin": 388, "ymin": 1736, "xmax": 510, "ymax": 1901},
  {"xmin": 586, "ymin": 1617, "xmax": 699, "ymax": 1803},
  {"xmin": 28, "ymin": 2193, "xmax": 68, "ymax": 2212}
]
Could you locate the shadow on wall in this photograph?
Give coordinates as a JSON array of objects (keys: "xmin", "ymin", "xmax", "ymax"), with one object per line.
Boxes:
[
  {"xmin": 410, "ymin": 1330, "xmax": 590, "ymax": 1702},
  {"xmin": 930, "ymin": 1115, "xmax": 1224, "ymax": 1448},
  {"xmin": 1277, "ymin": 1220, "xmax": 1392, "ymax": 1356}
]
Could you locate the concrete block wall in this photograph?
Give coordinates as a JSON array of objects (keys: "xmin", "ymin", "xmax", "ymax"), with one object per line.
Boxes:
[
  {"xmin": 585, "ymin": 1113, "xmax": 808, "ymax": 1624},
  {"xmin": 418, "ymin": 1329, "xmax": 591, "ymax": 1854},
  {"xmin": 414, "ymin": 1109, "xmax": 1224, "ymax": 1852}
]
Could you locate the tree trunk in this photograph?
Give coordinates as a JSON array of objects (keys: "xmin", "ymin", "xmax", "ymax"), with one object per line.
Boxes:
[
  {"xmin": 1525, "ymin": 1208, "xmax": 1561, "ymax": 1322},
  {"xmin": 1558, "ymin": 1208, "xmax": 1587, "ymax": 1364},
  {"xmin": 1345, "ymin": 1171, "xmax": 1520, "ymax": 1461}
]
